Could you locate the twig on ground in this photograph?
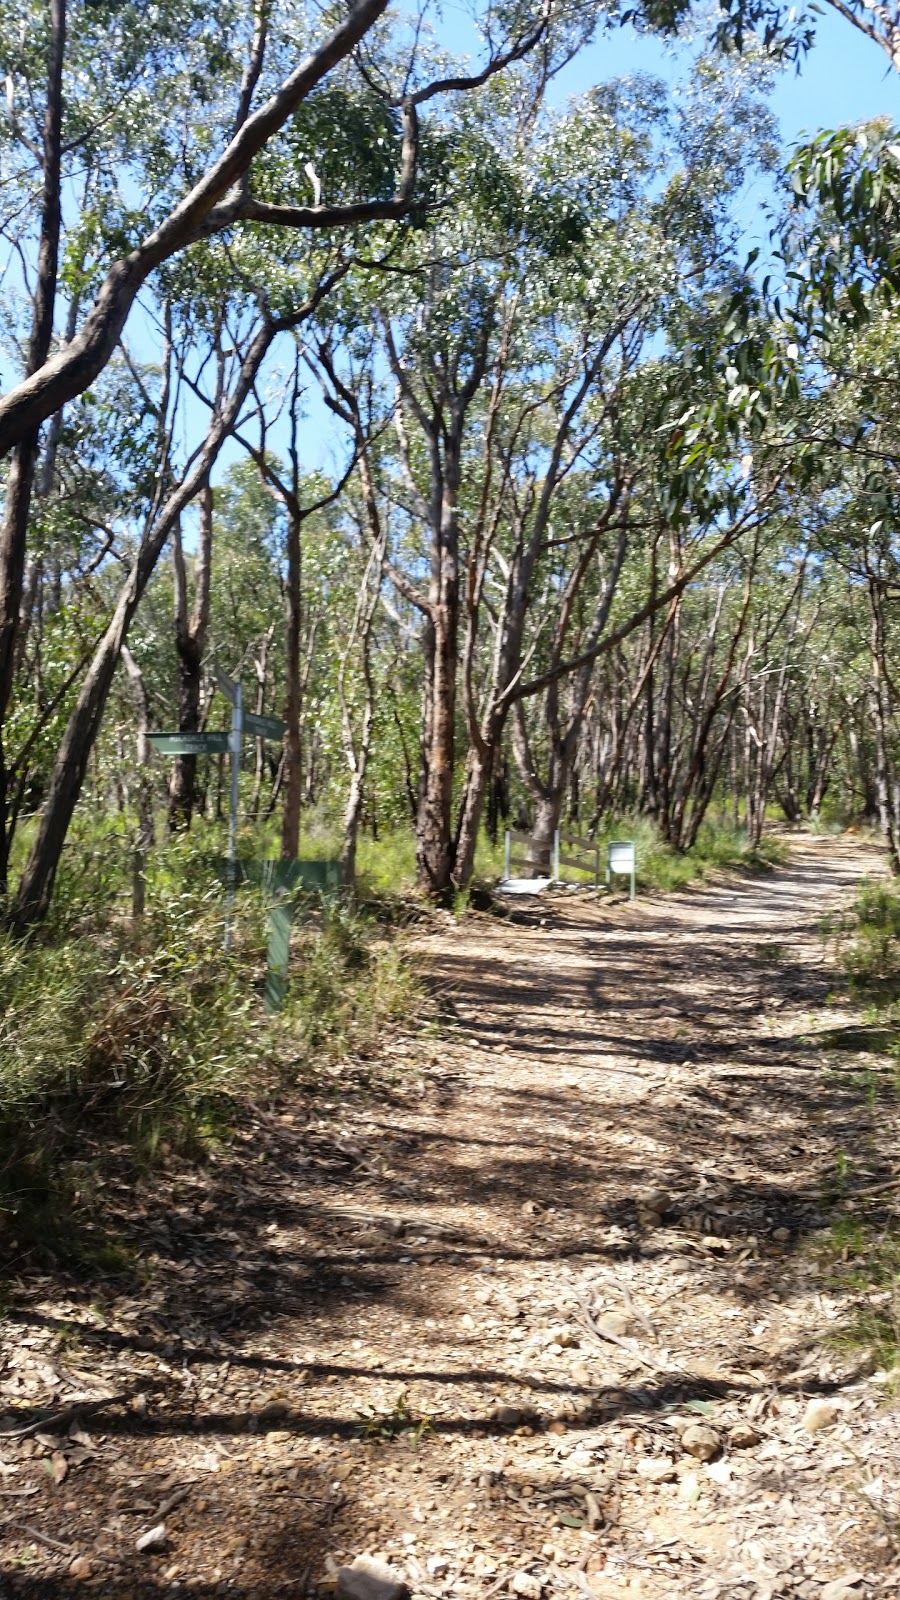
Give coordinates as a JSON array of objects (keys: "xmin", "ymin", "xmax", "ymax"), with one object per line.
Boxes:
[
  {"xmin": 483, "ymin": 1570, "xmax": 513, "ymax": 1597},
  {"xmin": 0, "ymin": 1393, "xmax": 130, "ymax": 1441},
  {"xmin": 618, "ymin": 1282, "xmax": 658, "ymax": 1344},
  {"xmin": 575, "ymin": 1291, "xmax": 660, "ymax": 1375},
  {"xmin": 0, "ymin": 1518, "xmax": 73, "ymax": 1554}
]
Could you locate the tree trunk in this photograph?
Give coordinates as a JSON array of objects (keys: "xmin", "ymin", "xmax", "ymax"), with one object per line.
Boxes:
[
  {"xmin": 0, "ymin": 0, "xmax": 66, "ymax": 894},
  {"xmin": 454, "ymin": 744, "xmax": 490, "ymax": 887},
  {"xmin": 531, "ymin": 790, "xmax": 562, "ymax": 875},
  {"xmin": 416, "ymin": 599, "xmax": 458, "ymax": 894},
  {"xmin": 120, "ymin": 645, "xmax": 155, "ymax": 924},
  {"xmin": 869, "ymin": 586, "xmax": 900, "ymax": 872},
  {"xmin": 281, "ymin": 501, "xmax": 302, "ymax": 858},
  {"xmin": 10, "ymin": 315, "xmax": 280, "ymax": 924},
  {"xmin": 168, "ymin": 483, "xmax": 213, "ymax": 830}
]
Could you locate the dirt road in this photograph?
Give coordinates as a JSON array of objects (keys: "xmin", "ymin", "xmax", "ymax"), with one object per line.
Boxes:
[{"xmin": 2, "ymin": 835, "xmax": 899, "ymax": 1600}]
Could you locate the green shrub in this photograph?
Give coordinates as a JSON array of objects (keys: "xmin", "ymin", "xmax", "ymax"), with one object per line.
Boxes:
[
  {"xmin": 0, "ymin": 839, "xmax": 416, "ymax": 1233},
  {"xmin": 0, "ymin": 884, "xmax": 260, "ymax": 1196},
  {"xmin": 842, "ymin": 881, "xmax": 900, "ymax": 994}
]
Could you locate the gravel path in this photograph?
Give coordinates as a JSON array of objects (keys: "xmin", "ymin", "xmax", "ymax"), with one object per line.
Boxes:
[{"xmin": 2, "ymin": 834, "xmax": 899, "ymax": 1600}]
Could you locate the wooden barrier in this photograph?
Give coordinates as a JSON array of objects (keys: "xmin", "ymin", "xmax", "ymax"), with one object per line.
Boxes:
[
  {"xmin": 557, "ymin": 830, "xmax": 600, "ymax": 887},
  {"xmin": 503, "ymin": 828, "xmax": 553, "ymax": 879},
  {"xmin": 503, "ymin": 828, "xmax": 601, "ymax": 887}
]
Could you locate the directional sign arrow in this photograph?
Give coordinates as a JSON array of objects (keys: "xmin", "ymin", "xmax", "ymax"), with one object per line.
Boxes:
[
  {"xmin": 148, "ymin": 731, "xmax": 229, "ymax": 756},
  {"xmin": 243, "ymin": 711, "xmax": 286, "ymax": 742},
  {"xmin": 213, "ymin": 664, "xmax": 239, "ymax": 704}
]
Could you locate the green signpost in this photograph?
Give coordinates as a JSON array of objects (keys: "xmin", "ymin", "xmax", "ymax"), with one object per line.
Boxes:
[
  {"xmin": 265, "ymin": 902, "xmax": 292, "ymax": 1014},
  {"xmin": 147, "ymin": 731, "xmax": 228, "ymax": 756},
  {"xmin": 244, "ymin": 711, "xmax": 286, "ymax": 742},
  {"xmin": 148, "ymin": 671, "xmax": 310, "ymax": 1010}
]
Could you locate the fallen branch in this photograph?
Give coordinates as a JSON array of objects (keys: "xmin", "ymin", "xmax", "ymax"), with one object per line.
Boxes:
[
  {"xmin": 0, "ymin": 1392, "xmax": 130, "ymax": 1441},
  {"xmin": 0, "ymin": 1518, "xmax": 73, "ymax": 1554}
]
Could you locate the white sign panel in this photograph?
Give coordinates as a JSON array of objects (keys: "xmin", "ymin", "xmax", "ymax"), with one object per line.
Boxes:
[{"xmin": 608, "ymin": 841, "xmax": 635, "ymax": 875}]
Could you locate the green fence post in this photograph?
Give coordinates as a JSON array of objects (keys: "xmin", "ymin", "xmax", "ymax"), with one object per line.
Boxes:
[{"xmin": 265, "ymin": 900, "xmax": 292, "ymax": 1013}]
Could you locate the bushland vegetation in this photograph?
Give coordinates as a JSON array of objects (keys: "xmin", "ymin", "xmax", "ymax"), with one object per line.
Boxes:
[{"xmin": 2, "ymin": 0, "xmax": 900, "ymax": 1219}]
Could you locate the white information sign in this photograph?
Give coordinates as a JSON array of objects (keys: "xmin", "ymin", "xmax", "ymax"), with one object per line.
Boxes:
[{"xmin": 607, "ymin": 840, "xmax": 636, "ymax": 900}]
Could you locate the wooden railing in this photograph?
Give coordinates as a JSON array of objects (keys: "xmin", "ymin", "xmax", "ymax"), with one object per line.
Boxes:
[{"xmin": 503, "ymin": 828, "xmax": 601, "ymax": 887}]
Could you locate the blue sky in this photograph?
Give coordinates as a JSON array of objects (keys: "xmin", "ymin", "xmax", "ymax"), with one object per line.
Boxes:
[{"xmin": 555, "ymin": 6, "xmax": 900, "ymax": 138}]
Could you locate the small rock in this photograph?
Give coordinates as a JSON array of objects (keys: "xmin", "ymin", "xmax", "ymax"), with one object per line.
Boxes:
[
  {"xmin": 595, "ymin": 1311, "xmax": 631, "ymax": 1338},
  {"xmin": 772, "ymin": 1226, "xmax": 791, "ymax": 1242},
  {"xmin": 336, "ymin": 1555, "xmax": 410, "ymax": 1600},
  {"xmin": 680, "ymin": 1423, "xmax": 720, "ymax": 1462},
  {"xmin": 803, "ymin": 1398, "xmax": 838, "ymax": 1433},
  {"xmin": 510, "ymin": 1574, "xmax": 543, "ymax": 1599},
  {"xmin": 728, "ymin": 1421, "xmax": 761, "ymax": 1449},
  {"xmin": 679, "ymin": 1470, "xmax": 701, "ymax": 1504},
  {"xmin": 68, "ymin": 1556, "xmax": 92, "ymax": 1580},
  {"xmin": 821, "ymin": 1577, "xmax": 865, "ymax": 1600},
  {"xmin": 637, "ymin": 1210, "xmax": 663, "ymax": 1230},
  {"xmin": 495, "ymin": 1405, "xmax": 524, "ymax": 1429},
  {"xmin": 572, "ymin": 1362, "xmax": 591, "ymax": 1384},
  {"xmin": 546, "ymin": 1326, "xmax": 579, "ymax": 1348},
  {"xmin": 705, "ymin": 1458, "xmax": 732, "ymax": 1485},
  {"xmin": 258, "ymin": 1398, "xmax": 290, "ymax": 1422},
  {"xmin": 639, "ymin": 1188, "xmax": 670, "ymax": 1214},
  {"xmin": 135, "ymin": 1522, "xmax": 167, "ymax": 1553},
  {"xmin": 427, "ymin": 1556, "xmax": 449, "ymax": 1576},
  {"xmin": 636, "ymin": 1456, "xmax": 676, "ymax": 1483}
]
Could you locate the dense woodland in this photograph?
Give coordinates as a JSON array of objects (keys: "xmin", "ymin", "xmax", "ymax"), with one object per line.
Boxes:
[
  {"xmin": 0, "ymin": 0, "xmax": 895, "ymax": 930},
  {"xmin": 0, "ymin": 0, "xmax": 896, "ymax": 1108}
]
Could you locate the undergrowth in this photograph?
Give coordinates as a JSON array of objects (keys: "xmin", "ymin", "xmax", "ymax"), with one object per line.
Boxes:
[
  {"xmin": 342, "ymin": 816, "xmax": 787, "ymax": 896},
  {"xmin": 816, "ymin": 877, "xmax": 900, "ymax": 1376},
  {"xmin": 820, "ymin": 1216, "xmax": 900, "ymax": 1381},
  {"xmin": 606, "ymin": 816, "xmax": 787, "ymax": 893},
  {"xmin": 834, "ymin": 880, "xmax": 900, "ymax": 1001},
  {"xmin": 0, "ymin": 825, "xmax": 417, "ymax": 1246}
]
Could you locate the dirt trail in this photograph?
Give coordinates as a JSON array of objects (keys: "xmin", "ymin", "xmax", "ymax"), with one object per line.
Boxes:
[{"xmin": 2, "ymin": 835, "xmax": 900, "ymax": 1600}]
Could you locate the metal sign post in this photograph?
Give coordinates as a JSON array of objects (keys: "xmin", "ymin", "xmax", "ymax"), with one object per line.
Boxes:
[
  {"xmin": 150, "ymin": 664, "xmax": 290, "ymax": 973},
  {"xmin": 214, "ymin": 664, "xmax": 239, "ymax": 705},
  {"xmin": 607, "ymin": 840, "xmax": 636, "ymax": 900},
  {"xmin": 224, "ymin": 682, "xmax": 243, "ymax": 952}
]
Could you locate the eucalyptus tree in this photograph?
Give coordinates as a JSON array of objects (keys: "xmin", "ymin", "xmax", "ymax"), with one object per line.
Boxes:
[
  {"xmin": 1, "ymin": 0, "xmax": 587, "ymax": 920},
  {"xmin": 769, "ymin": 121, "xmax": 900, "ymax": 862},
  {"xmin": 461, "ymin": 60, "xmax": 780, "ymax": 877},
  {"xmin": 316, "ymin": 53, "xmax": 782, "ymax": 890}
]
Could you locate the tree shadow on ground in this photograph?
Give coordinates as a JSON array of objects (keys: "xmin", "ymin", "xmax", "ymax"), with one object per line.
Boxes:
[{"xmin": 0, "ymin": 853, "xmax": 890, "ymax": 1596}]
